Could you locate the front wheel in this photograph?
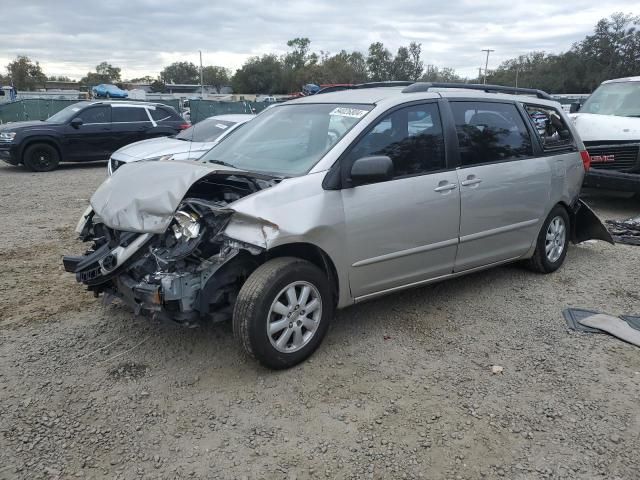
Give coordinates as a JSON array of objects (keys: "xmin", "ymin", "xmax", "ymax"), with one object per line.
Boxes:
[
  {"xmin": 23, "ymin": 143, "xmax": 60, "ymax": 172},
  {"xmin": 528, "ymin": 205, "xmax": 570, "ymax": 273},
  {"xmin": 233, "ymin": 257, "xmax": 333, "ymax": 369}
]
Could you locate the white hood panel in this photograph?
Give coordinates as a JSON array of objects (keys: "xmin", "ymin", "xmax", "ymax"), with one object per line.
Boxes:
[
  {"xmin": 111, "ymin": 137, "xmax": 216, "ymax": 162},
  {"xmin": 571, "ymin": 113, "xmax": 640, "ymax": 142}
]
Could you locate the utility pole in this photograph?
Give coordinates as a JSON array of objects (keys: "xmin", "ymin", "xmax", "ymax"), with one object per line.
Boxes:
[
  {"xmin": 515, "ymin": 68, "xmax": 519, "ymax": 88},
  {"xmin": 478, "ymin": 67, "xmax": 483, "ymax": 82},
  {"xmin": 199, "ymin": 50, "xmax": 204, "ymax": 98},
  {"xmin": 481, "ymin": 49, "xmax": 494, "ymax": 85}
]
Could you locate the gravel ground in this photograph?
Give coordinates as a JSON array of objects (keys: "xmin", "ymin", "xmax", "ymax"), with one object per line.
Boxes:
[{"xmin": 1, "ymin": 162, "xmax": 639, "ymax": 480}]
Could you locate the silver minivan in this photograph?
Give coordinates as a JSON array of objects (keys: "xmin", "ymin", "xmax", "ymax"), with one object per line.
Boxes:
[{"xmin": 65, "ymin": 83, "xmax": 613, "ymax": 369}]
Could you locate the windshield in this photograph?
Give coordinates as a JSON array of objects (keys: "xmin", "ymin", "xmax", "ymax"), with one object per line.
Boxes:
[
  {"xmin": 581, "ymin": 81, "xmax": 640, "ymax": 117},
  {"xmin": 199, "ymin": 103, "xmax": 373, "ymax": 176},
  {"xmin": 177, "ymin": 119, "xmax": 236, "ymax": 142},
  {"xmin": 46, "ymin": 103, "xmax": 87, "ymax": 123}
]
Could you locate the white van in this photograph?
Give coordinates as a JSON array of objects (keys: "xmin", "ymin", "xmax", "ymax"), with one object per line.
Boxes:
[{"xmin": 570, "ymin": 76, "xmax": 640, "ymax": 192}]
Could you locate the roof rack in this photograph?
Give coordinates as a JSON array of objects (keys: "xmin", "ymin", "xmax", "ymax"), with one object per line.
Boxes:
[
  {"xmin": 317, "ymin": 81, "xmax": 414, "ymax": 95},
  {"xmin": 401, "ymin": 82, "xmax": 553, "ymax": 100}
]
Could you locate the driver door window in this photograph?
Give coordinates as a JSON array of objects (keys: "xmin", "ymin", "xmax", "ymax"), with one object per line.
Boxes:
[
  {"xmin": 345, "ymin": 103, "xmax": 445, "ymax": 180},
  {"xmin": 80, "ymin": 106, "xmax": 110, "ymax": 124}
]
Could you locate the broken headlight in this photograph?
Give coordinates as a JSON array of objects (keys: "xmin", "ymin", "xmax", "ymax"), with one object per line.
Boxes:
[{"xmin": 172, "ymin": 210, "xmax": 201, "ymax": 240}]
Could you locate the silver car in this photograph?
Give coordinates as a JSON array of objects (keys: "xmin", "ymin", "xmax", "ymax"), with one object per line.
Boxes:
[
  {"xmin": 107, "ymin": 114, "xmax": 254, "ymax": 175},
  {"xmin": 65, "ymin": 83, "xmax": 613, "ymax": 369}
]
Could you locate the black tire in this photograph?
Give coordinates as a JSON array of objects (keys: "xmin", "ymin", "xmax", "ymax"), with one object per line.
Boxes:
[
  {"xmin": 233, "ymin": 257, "xmax": 333, "ymax": 369},
  {"xmin": 22, "ymin": 143, "xmax": 60, "ymax": 172},
  {"xmin": 105, "ymin": 92, "xmax": 110, "ymax": 99},
  {"xmin": 528, "ymin": 205, "xmax": 570, "ymax": 273}
]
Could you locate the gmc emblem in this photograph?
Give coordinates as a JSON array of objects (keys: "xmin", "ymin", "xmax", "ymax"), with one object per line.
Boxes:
[{"xmin": 591, "ymin": 154, "xmax": 615, "ymax": 164}]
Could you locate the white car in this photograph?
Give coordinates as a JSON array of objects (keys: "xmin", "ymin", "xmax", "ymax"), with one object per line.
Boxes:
[{"xmin": 107, "ymin": 114, "xmax": 253, "ymax": 175}]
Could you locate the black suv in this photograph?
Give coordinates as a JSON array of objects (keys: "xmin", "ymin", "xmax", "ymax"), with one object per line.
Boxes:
[{"xmin": 0, "ymin": 101, "xmax": 187, "ymax": 171}]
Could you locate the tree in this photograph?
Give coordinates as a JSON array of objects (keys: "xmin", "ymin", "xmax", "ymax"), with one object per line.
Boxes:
[
  {"xmin": 202, "ymin": 66, "xmax": 230, "ymax": 92},
  {"xmin": 6, "ymin": 56, "xmax": 47, "ymax": 90},
  {"xmin": 420, "ymin": 66, "xmax": 463, "ymax": 83},
  {"xmin": 317, "ymin": 50, "xmax": 368, "ymax": 84},
  {"xmin": 150, "ymin": 79, "xmax": 166, "ymax": 93},
  {"xmin": 48, "ymin": 75, "xmax": 73, "ymax": 82},
  {"xmin": 129, "ymin": 75, "xmax": 155, "ymax": 83},
  {"xmin": 160, "ymin": 62, "xmax": 199, "ymax": 84},
  {"xmin": 232, "ymin": 54, "xmax": 285, "ymax": 93},
  {"xmin": 81, "ymin": 62, "xmax": 121, "ymax": 86},
  {"xmin": 407, "ymin": 42, "xmax": 424, "ymax": 81},
  {"xmin": 282, "ymin": 37, "xmax": 319, "ymax": 92},
  {"xmin": 366, "ymin": 42, "xmax": 392, "ymax": 81}
]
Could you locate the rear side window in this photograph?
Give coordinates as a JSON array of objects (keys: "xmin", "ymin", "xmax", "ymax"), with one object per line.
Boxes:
[
  {"xmin": 524, "ymin": 105, "xmax": 575, "ymax": 151},
  {"xmin": 449, "ymin": 101, "xmax": 533, "ymax": 166},
  {"xmin": 149, "ymin": 107, "xmax": 175, "ymax": 122},
  {"xmin": 80, "ymin": 106, "xmax": 110, "ymax": 124},
  {"xmin": 112, "ymin": 106, "xmax": 150, "ymax": 123},
  {"xmin": 345, "ymin": 103, "xmax": 446, "ymax": 179}
]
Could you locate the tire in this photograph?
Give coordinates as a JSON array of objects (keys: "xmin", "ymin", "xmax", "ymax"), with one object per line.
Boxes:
[
  {"xmin": 528, "ymin": 205, "xmax": 570, "ymax": 273},
  {"xmin": 233, "ymin": 257, "xmax": 333, "ymax": 369},
  {"xmin": 105, "ymin": 92, "xmax": 110, "ymax": 99},
  {"xmin": 22, "ymin": 143, "xmax": 60, "ymax": 172}
]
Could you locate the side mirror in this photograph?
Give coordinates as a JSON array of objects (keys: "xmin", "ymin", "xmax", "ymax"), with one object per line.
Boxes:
[
  {"xmin": 350, "ymin": 155, "xmax": 394, "ymax": 186},
  {"xmin": 569, "ymin": 103, "xmax": 581, "ymax": 113},
  {"xmin": 71, "ymin": 117, "xmax": 83, "ymax": 128}
]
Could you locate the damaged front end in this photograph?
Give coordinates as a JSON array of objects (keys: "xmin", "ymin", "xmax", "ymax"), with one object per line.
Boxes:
[{"xmin": 64, "ymin": 162, "xmax": 277, "ymax": 326}]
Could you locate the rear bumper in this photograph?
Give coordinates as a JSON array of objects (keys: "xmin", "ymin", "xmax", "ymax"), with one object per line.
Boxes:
[{"xmin": 583, "ymin": 169, "xmax": 640, "ymax": 193}]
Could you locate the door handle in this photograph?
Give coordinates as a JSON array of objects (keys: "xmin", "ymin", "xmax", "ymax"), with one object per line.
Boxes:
[
  {"xmin": 461, "ymin": 178, "xmax": 482, "ymax": 187},
  {"xmin": 434, "ymin": 183, "xmax": 458, "ymax": 192}
]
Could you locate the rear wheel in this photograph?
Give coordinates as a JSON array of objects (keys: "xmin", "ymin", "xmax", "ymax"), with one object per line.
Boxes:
[
  {"xmin": 233, "ymin": 257, "xmax": 333, "ymax": 369},
  {"xmin": 23, "ymin": 143, "xmax": 60, "ymax": 172},
  {"xmin": 528, "ymin": 205, "xmax": 570, "ymax": 273}
]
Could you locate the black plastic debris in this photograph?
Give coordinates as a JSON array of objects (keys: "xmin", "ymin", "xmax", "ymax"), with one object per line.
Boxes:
[
  {"xmin": 606, "ymin": 216, "xmax": 640, "ymax": 246},
  {"xmin": 563, "ymin": 308, "xmax": 640, "ymax": 333},
  {"xmin": 563, "ymin": 308, "xmax": 605, "ymax": 333}
]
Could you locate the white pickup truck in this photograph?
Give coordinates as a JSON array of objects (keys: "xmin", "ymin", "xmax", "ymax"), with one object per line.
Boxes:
[{"xmin": 569, "ymin": 76, "xmax": 640, "ymax": 193}]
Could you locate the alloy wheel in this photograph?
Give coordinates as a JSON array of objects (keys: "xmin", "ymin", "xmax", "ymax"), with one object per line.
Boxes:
[
  {"xmin": 267, "ymin": 281, "xmax": 322, "ymax": 353},
  {"xmin": 545, "ymin": 216, "xmax": 566, "ymax": 263}
]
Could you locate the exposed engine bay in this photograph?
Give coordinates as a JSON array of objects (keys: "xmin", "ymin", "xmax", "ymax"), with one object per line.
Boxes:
[{"xmin": 64, "ymin": 170, "xmax": 277, "ymax": 326}]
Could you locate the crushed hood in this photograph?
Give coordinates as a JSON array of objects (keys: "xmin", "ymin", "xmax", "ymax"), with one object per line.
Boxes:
[
  {"xmin": 90, "ymin": 160, "xmax": 243, "ymax": 233},
  {"xmin": 570, "ymin": 113, "xmax": 640, "ymax": 142}
]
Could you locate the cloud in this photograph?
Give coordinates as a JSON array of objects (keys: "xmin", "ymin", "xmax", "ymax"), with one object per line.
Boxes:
[{"xmin": 0, "ymin": 0, "xmax": 636, "ymax": 80}]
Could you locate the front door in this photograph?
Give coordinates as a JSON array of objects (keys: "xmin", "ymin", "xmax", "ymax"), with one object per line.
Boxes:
[
  {"xmin": 341, "ymin": 102, "xmax": 461, "ymax": 298},
  {"xmin": 448, "ymin": 101, "xmax": 551, "ymax": 272},
  {"xmin": 64, "ymin": 105, "xmax": 112, "ymax": 161}
]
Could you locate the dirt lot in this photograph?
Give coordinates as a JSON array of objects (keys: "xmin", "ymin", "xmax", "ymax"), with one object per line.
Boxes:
[{"xmin": 1, "ymin": 162, "xmax": 639, "ymax": 480}]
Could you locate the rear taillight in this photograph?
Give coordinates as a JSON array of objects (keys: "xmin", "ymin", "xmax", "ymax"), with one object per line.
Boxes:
[
  {"xmin": 179, "ymin": 123, "xmax": 190, "ymax": 130},
  {"xmin": 580, "ymin": 150, "xmax": 591, "ymax": 171}
]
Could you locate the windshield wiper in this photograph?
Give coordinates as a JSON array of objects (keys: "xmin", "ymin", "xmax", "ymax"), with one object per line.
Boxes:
[{"xmin": 208, "ymin": 159, "xmax": 237, "ymax": 168}]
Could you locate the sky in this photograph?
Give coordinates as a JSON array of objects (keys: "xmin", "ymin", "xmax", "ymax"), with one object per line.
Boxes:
[{"xmin": 1, "ymin": 0, "xmax": 637, "ymax": 81}]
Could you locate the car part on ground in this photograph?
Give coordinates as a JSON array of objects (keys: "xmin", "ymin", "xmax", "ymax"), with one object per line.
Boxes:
[
  {"xmin": 563, "ymin": 308, "xmax": 640, "ymax": 334},
  {"xmin": 65, "ymin": 84, "xmax": 614, "ymax": 368},
  {"xmin": 605, "ymin": 215, "xmax": 640, "ymax": 245}
]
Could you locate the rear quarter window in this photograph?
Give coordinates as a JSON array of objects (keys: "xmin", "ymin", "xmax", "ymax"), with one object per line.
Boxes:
[
  {"xmin": 149, "ymin": 106, "xmax": 180, "ymax": 122},
  {"xmin": 524, "ymin": 105, "xmax": 575, "ymax": 152}
]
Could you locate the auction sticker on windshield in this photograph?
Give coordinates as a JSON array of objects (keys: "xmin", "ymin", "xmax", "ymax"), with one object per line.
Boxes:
[
  {"xmin": 330, "ymin": 107, "xmax": 369, "ymax": 119},
  {"xmin": 215, "ymin": 123, "xmax": 229, "ymax": 129}
]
